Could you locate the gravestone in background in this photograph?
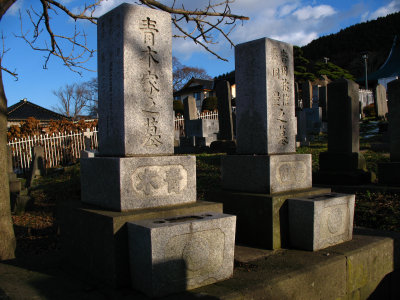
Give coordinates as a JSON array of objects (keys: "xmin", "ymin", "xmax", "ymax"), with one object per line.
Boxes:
[
  {"xmin": 183, "ymin": 95, "xmax": 198, "ymax": 121},
  {"xmin": 317, "ymin": 79, "xmax": 373, "ymax": 184},
  {"xmin": 319, "ymin": 85, "xmax": 328, "ymax": 122},
  {"xmin": 215, "ymin": 80, "xmax": 234, "ymax": 140},
  {"xmin": 312, "ymin": 85, "xmax": 319, "ymax": 108},
  {"xmin": 26, "ymin": 145, "xmax": 45, "ymax": 188},
  {"xmin": 182, "ymin": 95, "xmax": 219, "ymax": 147},
  {"xmin": 302, "ymin": 81, "xmax": 312, "ymax": 108},
  {"xmin": 378, "ymin": 79, "xmax": 400, "ymax": 185},
  {"xmin": 65, "ymin": 3, "xmax": 235, "ymax": 294},
  {"xmin": 374, "ymin": 84, "xmax": 388, "ymax": 119},
  {"xmin": 296, "ymin": 110, "xmax": 309, "ymax": 146}
]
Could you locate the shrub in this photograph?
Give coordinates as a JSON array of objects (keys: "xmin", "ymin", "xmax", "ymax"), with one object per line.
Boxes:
[
  {"xmin": 173, "ymin": 100, "xmax": 184, "ymax": 116},
  {"xmin": 201, "ymin": 96, "xmax": 218, "ymax": 112}
]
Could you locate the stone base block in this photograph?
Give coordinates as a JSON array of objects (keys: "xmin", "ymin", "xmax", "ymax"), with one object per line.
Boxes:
[
  {"xmin": 128, "ymin": 212, "xmax": 236, "ymax": 297},
  {"xmin": 186, "ymin": 119, "xmax": 219, "ymax": 137},
  {"xmin": 288, "ymin": 193, "xmax": 355, "ymax": 251},
  {"xmin": 58, "ymin": 200, "xmax": 223, "ymax": 288},
  {"xmin": 81, "ymin": 155, "xmax": 196, "ymax": 211},
  {"xmin": 222, "ymin": 154, "xmax": 312, "ymax": 194},
  {"xmin": 378, "ymin": 162, "xmax": 400, "ymax": 186},
  {"xmin": 207, "ymin": 187, "xmax": 330, "ymax": 249},
  {"xmin": 314, "ymin": 170, "xmax": 374, "ymax": 185},
  {"xmin": 319, "ymin": 152, "xmax": 367, "ymax": 172}
]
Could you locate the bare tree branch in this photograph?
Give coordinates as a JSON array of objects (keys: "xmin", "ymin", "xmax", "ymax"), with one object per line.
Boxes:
[
  {"xmin": 0, "ymin": 32, "xmax": 17, "ymax": 79},
  {"xmin": 14, "ymin": 0, "xmax": 100, "ymax": 75},
  {"xmin": 140, "ymin": 0, "xmax": 249, "ymax": 61},
  {"xmin": 140, "ymin": 0, "xmax": 248, "ymax": 20}
]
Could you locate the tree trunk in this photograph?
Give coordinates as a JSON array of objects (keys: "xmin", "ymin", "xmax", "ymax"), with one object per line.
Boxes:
[{"xmin": 0, "ymin": 0, "xmax": 17, "ymax": 260}]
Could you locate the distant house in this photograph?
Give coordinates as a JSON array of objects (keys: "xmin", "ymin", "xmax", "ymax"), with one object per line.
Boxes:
[
  {"xmin": 173, "ymin": 76, "xmax": 237, "ymax": 112},
  {"xmin": 7, "ymin": 98, "xmax": 67, "ymax": 127},
  {"xmin": 173, "ymin": 78, "xmax": 215, "ymax": 112}
]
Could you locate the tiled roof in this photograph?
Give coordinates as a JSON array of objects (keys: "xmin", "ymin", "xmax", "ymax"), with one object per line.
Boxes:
[
  {"xmin": 7, "ymin": 99, "xmax": 67, "ymax": 121},
  {"xmin": 174, "ymin": 78, "xmax": 214, "ymax": 96}
]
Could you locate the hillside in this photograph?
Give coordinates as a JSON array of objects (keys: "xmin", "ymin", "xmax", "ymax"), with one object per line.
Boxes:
[{"xmin": 302, "ymin": 12, "xmax": 400, "ymax": 78}]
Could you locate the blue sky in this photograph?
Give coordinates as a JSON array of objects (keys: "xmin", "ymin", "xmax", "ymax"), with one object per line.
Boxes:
[{"xmin": 1, "ymin": 0, "xmax": 400, "ymax": 111}]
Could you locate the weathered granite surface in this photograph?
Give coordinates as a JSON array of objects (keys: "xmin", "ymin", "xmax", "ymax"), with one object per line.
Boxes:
[
  {"xmin": 235, "ymin": 37, "xmax": 296, "ymax": 154},
  {"xmin": 127, "ymin": 212, "xmax": 236, "ymax": 297},
  {"xmin": 97, "ymin": 4, "xmax": 174, "ymax": 156},
  {"xmin": 81, "ymin": 155, "xmax": 196, "ymax": 211},
  {"xmin": 288, "ymin": 193, "xmax": 355, "ymax": 251}
]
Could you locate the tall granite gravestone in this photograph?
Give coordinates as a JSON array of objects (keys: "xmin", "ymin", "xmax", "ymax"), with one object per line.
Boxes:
[
  {"xmin": 317, "ymin": 79, "xmax": 372, "ymax": 184},
  {"xmin": 302, "ymin": 81, "xmax": 312, "ymax": 108},
  {"xmin": 374, "ymin": 84, "xmax": 388, "ymax": 119},
  {"xmin": 378, "ymin": 79, "xmax": 400, "ymax": 185},
  {"xmin": 214, "ymin": 37, "xmax": 332, "ymax": 249},
  {"xmin": 64, "ymin": 4, "xmax": 235, "ymax": 293}
]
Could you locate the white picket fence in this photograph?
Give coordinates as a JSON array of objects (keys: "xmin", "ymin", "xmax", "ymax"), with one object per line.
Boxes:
[
  {"xmin": 7, "ymin": 129, "xmax": 98, "ymax": 172},
  {"xmin": 8, "ymin": 112, "xmax": 219, "ymax": 172}
]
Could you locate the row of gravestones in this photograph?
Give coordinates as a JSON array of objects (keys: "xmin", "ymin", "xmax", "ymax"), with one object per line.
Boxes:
[
  {"xmin": 296, "ymin": 80, "xmax": 389, "ymax": 146},
  {"xmin": 62, "ymin": 4, "xmax": 357, "ymax": 298}
]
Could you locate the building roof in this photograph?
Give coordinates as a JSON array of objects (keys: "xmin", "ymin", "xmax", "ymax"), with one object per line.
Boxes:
[
  {"xmin": 368, "ymin": 36, "xmax": 400, "ymax": 81},
  {"xmin": 174, "ymin": 77, "xmax": 214, "ymax": 96},
  {"xmin": 7, "ymin": 99, "xmax": 67, "ymax": 122}
]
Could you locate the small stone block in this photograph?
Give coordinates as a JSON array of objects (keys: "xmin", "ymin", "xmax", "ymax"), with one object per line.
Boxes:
[
  {"xmin": 185, "ymin": 119, "xmax": 219, "ymax": 137},
  {"xmin": 81, "ymin": 155, "xmax": 196, "ymax": 211},
  {"xmin": 222, "ymin": 154, "xmax": 312, "ymax": 194},
  {"xmin": 80, "ymin": 150, "xmax": 96, "ymax": 158},
  {"xmin": 127, "ymin": 212, "xmax": 236, "ymax": 297},
  {"xmin": 288, "ymin": 193, "xmax": 355, "ymax": 251}
]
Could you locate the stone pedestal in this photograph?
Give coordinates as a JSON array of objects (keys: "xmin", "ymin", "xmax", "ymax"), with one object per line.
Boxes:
[
  {"xmin": 81, "ymin": 155, "xmax": 196, "ymax": 211},
  {"xmin": 222, "ymin": 154, "xmax": 312, "ymax": 194},
  {"xmin": 58, "ymin": 200, "xmax": 222, "ymax": 288},
  {"xmin": 288, "ymin": 193, "xmax": 355, "ymax": 251},
  {"xmin": 128, "ymin": 212, "xmax": 235, "ymax": 297},
  {"xmin": 207, "ymin": 188, "xmax": 330, "ymax": 249}
]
